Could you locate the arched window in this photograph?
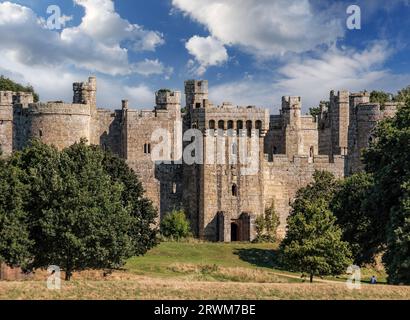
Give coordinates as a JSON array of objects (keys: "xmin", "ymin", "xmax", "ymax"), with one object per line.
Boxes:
[
  {"xmin": 39, "ymin": 129, "xmax": 43, "ymax": 137},
  {"xmin": 232, "ymin": 184, "xmax": 238, "ymax": 197},
  {"xmin": 192, "ymin": 122, "xmax": 197, "ymax": 129},
  {"xmin": 255, "ymin": 120, "xmax": 262, "ymax": 130},
  {"xmin": 172, "ymin": 182, "xmax": 177, "ymax": 194},
  {"xmin": 218, "ymin": 120, "xmax": 225, "ymax": 130},
  {"xmin": 246, "ymin": 120, "xmax": 252, "ymax": 137},
  {"xmin": 227, "ymin": 120, "xmax": 234, "ymax": 130},
  {"xmin": 209, "ymin": 120, "xmax": 215, "ymax": 130},
  {"xmin": 144, "ymin": 143, "xmax": 147, "ymax": 154},
  {"xmin": 148, "ymin": 143, "xmax": 151, "ymax": 154},
  {"xmin": 232, "ymin": 142, "xmax": 237, "ymax": 155},
  {"xmin": 273, "ymin": 146, "xmax": 277, "ymax": 155},
  {"xmin": 237, "ymin": 120, "xmax": 243, "ymax": 131},
  {"xmin": 309, "ymin": 146, "xmax": 314, "ymax": 158}
]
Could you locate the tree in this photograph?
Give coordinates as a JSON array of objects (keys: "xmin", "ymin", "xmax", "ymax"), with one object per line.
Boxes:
[
  {"xmin": 0, "ymin": 75, "xmax": 39, "ymax": 102},
  {"xmin": 4, "ymin": 140, "xmax": 158, "ymax": 280},
  {"xmin": 395, "ymin": 85, "xmax": 410, "ymax": 103},
  {"xmin": 101, "ymin": 149, "xmax": 158, "ymax": 255},
  {"xmin": 160, "ymin": 209, "xmax": 191, "ymax": 240},
  {"xmin": 330, "ymin": 172, "xmax": 382, "ymax": 264},
  {"xmin": 254, "ymin": 201, "xmax": 280, "ymax": 242},
  {"xmin": 363, "ymin": 101, "xmax": 410, "ymax": 284},
  {"xmin": 309, "ymin": 107, "xmax": 321, "ymax": 118},
  {"xmin": 370, "ymin": 90, "xmax": 392, "ymax": 107},
  {"xmin": 292, "ymin": 171, "xmax": 338, "ymax": 215},
  {"xmin": 280, "ymin": 199, "xmax": 352, "ymax": 282},
  {"xmin": 0, "ymin": 158, "xmax": 32, "ymax": 269},
  {"xmin": 383, "ymin": 185, "xmax": 410, "ymax": 284},
  {"xmin": 279, "ymin": 171, "xmax": 352, "ymax": 282}
]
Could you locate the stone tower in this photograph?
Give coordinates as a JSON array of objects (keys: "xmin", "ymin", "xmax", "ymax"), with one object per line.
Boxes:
[
  {"xmin": 329, "ymin": 90, "xmax": 350, "ymax": 156},
  {"xmin": 281, "ymin": 96, "xmax": 302, "ymax": 159},
  {"xmin": 73, "ymin": 76, "xmax": 97, "ymax": 108},
  {"xmin": 184, "ymin": 80, "xmax": 209, "ymax": 111}
]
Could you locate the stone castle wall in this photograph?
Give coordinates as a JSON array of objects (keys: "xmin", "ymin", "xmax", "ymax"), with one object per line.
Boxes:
[{"xmin": 0, "ymin": 76, "xmax": 401, "ymax": 242}]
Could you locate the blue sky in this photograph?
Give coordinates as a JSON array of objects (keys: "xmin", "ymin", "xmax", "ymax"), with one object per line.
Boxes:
[{"xmin": 0, "ymin": 0, "xmax": 410, "ymax": 112}]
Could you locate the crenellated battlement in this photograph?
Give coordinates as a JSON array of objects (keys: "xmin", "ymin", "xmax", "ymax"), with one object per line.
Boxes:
[
  {"xmin": 155, "ymin": 90, "xmax": 181, "ymax": 107},
  {"xmin": 25, "ymin": 102, "xmax": 91, "ymax": 116}
]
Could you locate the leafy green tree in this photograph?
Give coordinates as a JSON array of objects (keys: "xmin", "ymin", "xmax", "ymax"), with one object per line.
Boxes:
[
  {"xmin": 0, "ymin": 158, "xmax": 32, "ymax": 269},
  {"xmin": 383, "ymin": 184, "xmax": 410, "ymax": 284},
  {"xmin": 309, "ymin": 107, "xmax": 321, "ymax": 118},
  {"xmin": 160, "ymin": 209, "xmax": 191, "ymax": 240},
  {"xmin": 370, "ymin": 90, "xmax": 391, "ymax": 107},
  {"xmin": 330, "ymin": 172, "xmax": 382, "ymax": 264},
  {"xmin": 279, "ymin": 171, "xmax": 352, "ymax": 282},
  {"xmin": 0, "ymin": 75, "xmax": 39, "ymax": 102},
  {"xmin": 5, "ymin": 140, "xmax": 158, "ymax": 280},
  {"xmin": 280, "ymin": 199, "xmax": 352, "ymax": 282},
  {"xmin": 395, "ymin": 85, "xmax": 410, "ymax": 103},
  {"xmin": 292, "ymin": 171, "xmax": 338, "ymax": 215},
  {"xmin": 101, "ymin": 149, "xmax": 158, "ymax": 255},
  {"xmin": 254, "ymin": 201, "xmax": 280, "ymax": 242},
  {"xmin": 363, "ymin": 101, "xmax": 410, "ymax": 284}
]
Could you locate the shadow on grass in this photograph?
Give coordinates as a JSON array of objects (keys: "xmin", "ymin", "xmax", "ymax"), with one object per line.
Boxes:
[{"xmin": 234, "ymin": 248, "xmax": 284, "ymax": 270}]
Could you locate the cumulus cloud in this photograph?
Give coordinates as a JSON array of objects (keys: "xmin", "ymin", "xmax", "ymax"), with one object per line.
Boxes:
[
  {"xmin": 185, "ymin": 36, "xmax": 228, "ymax": 75},
  {"xmin": 0, "ymin": 1, "xmax": 166, "ymax": 76},
  {"xmin": 209, "ymin": 42, "xmax": 409, "ymax": 112},
  {"xmin": 275, "ymin": 42, "xmax": 394, "ymax": 107},
  {"xmin": 0, "ymin": 1, "xmax": 168, "ymax": 108},
  {"xmin": 172, "ymin": 0, "xmax": 344, "ymax": 58},
  {"xmin": 0, "ymin": 50, "xmax": 156, "ymax": 108},
  {"xmin": 133, "ymin": 59, "xmax": 173, "ymax": 77}
]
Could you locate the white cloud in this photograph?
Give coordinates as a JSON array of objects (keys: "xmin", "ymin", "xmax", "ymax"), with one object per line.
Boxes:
[
  {"xmin": 172, "ymin": 0, "xmax": 344, "ymax": 58},
  {"xmin": 209, "ymin": 43, "xmax": 410, "ymax": 112},
  {"xmin": 0, "ymin": 1, "xmax": 166, "ymax": 76},
  {"xmin": 0, "ymin": 1, "xmax": 167, "ymax": 108},
  {"xmin": 275, "ymin": 42, "xmax": 395, "ymax": 108},
  {"xmin": 0, "ymin": 50, "xmax": 156, "ymax": 108},
  {"xmin": 185, "ymin": 35, "xmax": 228, "ymax": 75},
  {"xmin": 133, "ymin": 59, "xmax": 173, "ymax": 77}
]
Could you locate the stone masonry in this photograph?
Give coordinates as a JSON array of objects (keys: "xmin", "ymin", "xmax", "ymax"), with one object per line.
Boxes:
[{"xmin": 0, "ymin": 77, "xmax": 401, "ymax": 242}]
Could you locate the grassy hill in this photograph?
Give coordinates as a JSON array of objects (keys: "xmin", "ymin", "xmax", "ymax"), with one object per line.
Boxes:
[{"xmin": 1, "ymin": 241, "xmax": 409, "ymax": 300}]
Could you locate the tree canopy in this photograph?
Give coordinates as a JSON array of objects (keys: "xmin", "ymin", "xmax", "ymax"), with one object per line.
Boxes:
[
  {"xmin": 279, "ymin": 171, "xmax": 352, "ymax": 282},
  {"xmin": 0, "ymin": 140, "xmax": 158, "ymax": 280},
  {"xmin": 362, "ymin": 101, "xmax": 410, "ymax": 284},
  {"xmin": 0, "ymin": 76, "xmax": 39, "ymax": 102}
]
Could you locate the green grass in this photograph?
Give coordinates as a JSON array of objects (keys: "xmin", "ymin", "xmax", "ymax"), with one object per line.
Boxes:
[
  {"xmin": 1, "ymin": 241, "xmax": 409, "ymax": 300},
  {"xmin": 125, "ymin": 241, "xmax": 386, "ymax": 284},
  {"xmin": 125, "ymin": 241, "xmax": 300, "ymax": 282}
]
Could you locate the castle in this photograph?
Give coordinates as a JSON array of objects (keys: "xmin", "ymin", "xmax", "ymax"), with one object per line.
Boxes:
[{"xmin": 0, "ymin": 77, "xmax": 400, "ymax": 241}]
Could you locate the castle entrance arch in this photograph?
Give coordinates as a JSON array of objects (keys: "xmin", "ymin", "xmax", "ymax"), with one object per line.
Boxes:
[
  {"xmin": 230, "ymin": 213, "xmax": 251, "ymax": 241},
  {"xmin": 231, "ymin": 222, "xmax": 239, "ymax": 241}
]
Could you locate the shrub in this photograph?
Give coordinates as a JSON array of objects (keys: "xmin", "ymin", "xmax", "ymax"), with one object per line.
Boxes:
[{"xmin": 160, "ymin": 210, "xmax": 191, "ymax": 240}]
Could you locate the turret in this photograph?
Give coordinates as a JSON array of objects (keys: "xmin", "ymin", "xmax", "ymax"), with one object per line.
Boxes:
[
  {"xmin": 281, "ymin": 96, "xmax": 301, "ymax": 127},
  {"xmin": 281, "ymin": 96, "xmax": 302, "ymax": 159},
  {"xmin": 73, "ymin": 76, "xmax": 97, "ymax": 108},
  {"xmin": 155, "ymin": 89, "xmax": 181, "ymax": 109},
  {"xmin": 184, "ymin": 80, "xmax": 208, "ymax": 110}
]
